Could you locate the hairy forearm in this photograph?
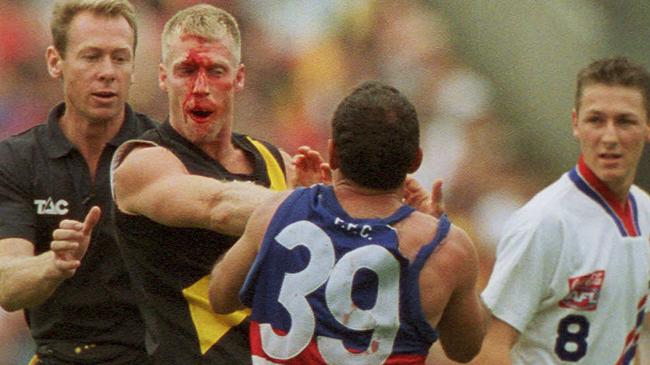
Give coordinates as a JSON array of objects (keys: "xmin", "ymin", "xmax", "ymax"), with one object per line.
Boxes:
[
  {"xmin": 208, "ymin": 180, "xmax": 277, "ymax": 236},
  {"xmin": 120, "ymin": 170, "xmax": 278, "ymax": 236},
  {"xmin": 0, "ymin": 252, "xmax": 63, "ymax": 311}
]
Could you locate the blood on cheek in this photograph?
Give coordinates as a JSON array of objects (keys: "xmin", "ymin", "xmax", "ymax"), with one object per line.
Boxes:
[{"xmin": 180, "ymin": 50, "xmax": 232, "ymax": 111}]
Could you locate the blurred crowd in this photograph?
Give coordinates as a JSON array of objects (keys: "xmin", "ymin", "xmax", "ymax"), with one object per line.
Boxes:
[{"xmin": 0, "ymin": 1, "xmax": 558, "ymax": 364}]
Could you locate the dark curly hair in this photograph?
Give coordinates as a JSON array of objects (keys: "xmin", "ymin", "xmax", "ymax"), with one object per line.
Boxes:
[{"xmin": 332, "ymin": 81, "xmax": 420, "ymax": 190}]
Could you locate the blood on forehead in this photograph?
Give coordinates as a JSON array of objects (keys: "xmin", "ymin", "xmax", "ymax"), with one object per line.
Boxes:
[
  {"xmin": 178, "ymin": 33, "xmax": 237, "ymax": 62},
  {"xmin": 178, "ymin": 37, "xmax": 236, "ymax": 112}
]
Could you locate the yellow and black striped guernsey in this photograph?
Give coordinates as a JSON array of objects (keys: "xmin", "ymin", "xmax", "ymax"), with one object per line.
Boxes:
[{"xmin": 113, "ymin": 121, "xmax": 287, "ymax": 364}]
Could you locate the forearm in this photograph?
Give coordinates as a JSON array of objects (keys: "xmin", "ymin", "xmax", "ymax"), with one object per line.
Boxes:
[
  {"xmin": 439, "ymin": 294, "xmax": 489, "ymax": 362},
  {"xmin": 119, "ymin": 167, "xmax": 277, "ymax": 236},
  {"xmin": 207, "ymin": 180, "xmax": 277, "ymax": 236},
  {"xmin": 0, "ymin": 251, "xmax": 63, "ymax": 311}
]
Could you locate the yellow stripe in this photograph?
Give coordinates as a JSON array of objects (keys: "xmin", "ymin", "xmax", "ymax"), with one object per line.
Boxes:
[
  {"xmin": 246, "ymin": 137, "xmax": 287, "ymax": 191},
  {"xmin": 183, "ymin": 137, "xmax": 286, "ymax": 355},
  {"xmin": 183, "ymin": 275, "xmax": 251, "ymax": 355},
  {"xmin": 27, "ymin": 355, "xmax": 40, "ymax": 365}
]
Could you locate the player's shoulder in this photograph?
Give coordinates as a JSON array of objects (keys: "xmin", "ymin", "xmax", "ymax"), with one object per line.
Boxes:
[
  {"xmin": 406, "ymin": 212, "xmax": 475, "ymax": 264},
  {"xmin": 233, "ymin": 133, "xmax": 283, "ymax": 157},
  {"xmin": 420, "ymin": 218, "xmax": 478, "ymax": 284},
  {"xmin": 630, "ymin": 184, "xmax": 650, "ymax": 205},
  {"xmin": 0, "ymin": 124, "xmax": 45, "ymax": 149},
  {"xmin": 0, "ymin": 124, "xmax": 49, "ymax": 168},
  {"xmin": 495, "ymin": 174, "xmax": 576, "ymax": 255}
]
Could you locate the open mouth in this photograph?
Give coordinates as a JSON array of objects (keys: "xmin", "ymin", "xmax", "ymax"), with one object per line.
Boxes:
[
  {"xmin": 92, "ymin": 91, "xmax": 117, "ymax": 100},
  {"xmin": 188, "ymin": 108, "xmax": 214, "ymax": 122},
  {"xmin": 191, "ymin": 110, "xmax": 213, "ymax": 118}
]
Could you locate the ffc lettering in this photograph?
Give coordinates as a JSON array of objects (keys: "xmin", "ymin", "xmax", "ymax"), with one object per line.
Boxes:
[
  {"xmin": 262, "ymin": 220, "xmax": 399, "ymax": 364},
  {"xmin": 334, "ymin": 217, "xmax": 373, "ymax": 240},
  {"xmin": 34, "ymin": 198, "xmax": 69, "ymax": 215}
]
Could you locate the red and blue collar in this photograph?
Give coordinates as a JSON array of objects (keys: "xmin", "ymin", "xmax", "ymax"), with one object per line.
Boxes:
[{"xmin": 569, "ymin": 155, "xmax": 640, "ymax": 237}]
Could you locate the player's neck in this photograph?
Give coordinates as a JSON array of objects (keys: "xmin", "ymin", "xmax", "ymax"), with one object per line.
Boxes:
[
  {"xmin": 198, "ymin": 127, "xmax": 254, "ymax": 175},
  {"xmin": 332, "ymin": 178, "xmax": 404, "ymax": 219}
]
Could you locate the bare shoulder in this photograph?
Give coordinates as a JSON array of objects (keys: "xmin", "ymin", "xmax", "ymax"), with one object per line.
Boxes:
[
  {"xmin": 398, "ymin": 212, "xmax": 476, "ymax": 262},
  {"xmin": 112, "ymin": 144, "xmax": 188, "ymax": 213},
  {"xmin": 113, "ymin": 144, "xmax": 189, "ymax": 191},
  {"xmin": 117, "ymin": 144, "xmax": 185, "ymax": 174},
  {"xmin": 433, "ymin": 222, "xmax": 479, "ymax": 278},
  {"xmin": 439, "ymin": 224, "xmax": 477, "ymax": 263},
  {"xmin": 403, "ymin": 212, "xmax": 478, "ymax": 278}
]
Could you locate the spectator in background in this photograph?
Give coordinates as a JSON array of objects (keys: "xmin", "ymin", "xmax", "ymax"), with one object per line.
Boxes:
[{"xmin": 0, "ymin": 0, "xmax": 156, "ymax": 364}]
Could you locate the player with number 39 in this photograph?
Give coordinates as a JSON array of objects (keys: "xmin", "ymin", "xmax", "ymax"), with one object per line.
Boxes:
[
  {"xmin": 481, "ymin": 57, "xmax": 650, "ymax": 364},
  {"xmin": 209, "ymin": 81, "xmax": 489, "ymax": 364}
]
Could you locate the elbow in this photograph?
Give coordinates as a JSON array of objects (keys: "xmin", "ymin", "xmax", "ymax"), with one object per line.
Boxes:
[
  {"xmin": 210, "ymin": 299, "xmax": 235, "ymax": 315},
  {"xmin": 208, "ymin": 286, "xmax": 228, "ymax": 314},
  {"xmin": 444, "ymin": 343, "xmax": 482, "ymax": 363},
  {"xmin": 0, "ymin": 294, "xmax": 23, "ymax": 313},
  {"xmin": 208, "ymin": 273, "xmax": 238, "ymax": 314},
  {"xmin": 209, "ymin": 293, "xmax": 241, "ymax": 315},
  {"xmin": 439, "ymin": 326, "xmax": 486, "ymax": 363}
]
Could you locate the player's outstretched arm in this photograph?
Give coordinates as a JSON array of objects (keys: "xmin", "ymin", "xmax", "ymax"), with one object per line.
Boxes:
[
  {"xmin": 426, "ymin": 226, "xmax": 489, "ymax": 363},
  {"xmin": 113, "ymin": 145, "xmax": 276, "ymax": 236},
  {"xmin": 209, "ymin": 192, "xmax": 287, "ymax": 313},
  {"xmin": 0, "ymin": 207, "xmax": 101, "ymax": 311}
]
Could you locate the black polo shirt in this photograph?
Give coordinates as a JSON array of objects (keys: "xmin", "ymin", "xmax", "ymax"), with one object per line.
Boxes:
[{"xmin": 0, "ymin": 103, "xmax": 156, "ymax": 363}]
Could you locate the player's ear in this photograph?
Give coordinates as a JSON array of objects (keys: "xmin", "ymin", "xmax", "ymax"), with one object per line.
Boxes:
[
  {"xmin": 234, "ymin": 64, "xmax": 245, "ymax": 92},
  {"xmin": 571, "ymin": 109, "xmax": 580, "ymax": 139},
  {"xmin": 46, "ymin": 46, "xmax": 63, "ymax": 79},
  {"xmin": 159, "ymin": 63, "xmax": 168, "ymax": 92},
  {"xmin": 328, "ymin": 139, "xmax": 339, "ymax": 170},
  {"xmin": 407, "ymin": 147, "xmax": 423, "ymax": 173}
]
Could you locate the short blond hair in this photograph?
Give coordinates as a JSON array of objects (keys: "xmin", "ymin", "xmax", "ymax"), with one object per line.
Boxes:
[
  {"xmin": 51, "ymin": 0, "xmax": 138, "ymax": 57},
  {"xmin": 161, "ymin": 4, "xmax": 241, "ymax": 64}
]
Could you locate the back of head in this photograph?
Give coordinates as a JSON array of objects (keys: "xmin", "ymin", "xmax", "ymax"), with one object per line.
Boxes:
[
  {"xmin": 333, "ymin": 81, "xmax": 420, "ymax": 190},
  {"xmin": 575, "ymin": 56, "xmax": 650, "ymax": 115},
  {"xmin": 161, "ymin": 4, "xmax": 241, "ymax": 64},
  {"xmin": 51, "ymin": 0, "xmax": 138, "ymax": 57}
]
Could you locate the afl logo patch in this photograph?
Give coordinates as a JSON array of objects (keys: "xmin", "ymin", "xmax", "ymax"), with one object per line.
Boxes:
[{"xmin": 559, "ymin": 270, "xmax": 605, "ymax": 311}]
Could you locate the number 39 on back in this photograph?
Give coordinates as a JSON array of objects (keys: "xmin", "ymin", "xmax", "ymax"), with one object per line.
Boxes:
[{"xmin": 259, "ymin": 220, "xmax": 401, "ymax": 364}]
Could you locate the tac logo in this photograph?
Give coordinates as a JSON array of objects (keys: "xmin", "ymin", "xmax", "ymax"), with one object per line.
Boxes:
[
  {"xmin": 558, "ymin": 270, "xmax": 605, "ymax": 311},
  {"xmin": 34, "ymin": 198, "xmax": 70, "ymax": 215}
]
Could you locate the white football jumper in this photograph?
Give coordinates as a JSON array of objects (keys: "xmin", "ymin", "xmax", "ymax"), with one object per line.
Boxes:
[{"xmin": 482, "ymin": 159, "xmax": 650, "ymax": 365}]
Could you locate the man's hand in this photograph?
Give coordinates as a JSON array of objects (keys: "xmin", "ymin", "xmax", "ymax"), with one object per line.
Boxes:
[
  {"xmin": 291, "ymin": 146, "xmax": 332, "ymax": 187},
  {"xmin": 49, "ymin": 206, "xmax": 101, "ymax": 278},
  {"xmin": 404, "ymin": 177, "xmax": 445, "ymax": 218}
]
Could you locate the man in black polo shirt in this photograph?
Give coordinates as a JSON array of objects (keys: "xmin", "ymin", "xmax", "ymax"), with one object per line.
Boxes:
[{"xmin": 0, "ymin": 1, "xmax": 155, "ymax": 364}]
